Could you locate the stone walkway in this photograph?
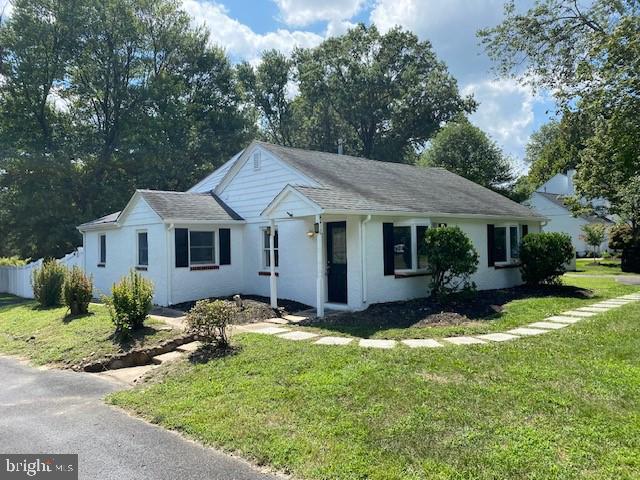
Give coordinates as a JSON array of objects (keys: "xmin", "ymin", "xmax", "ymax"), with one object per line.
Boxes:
[{"xmin": 239, "ymin": 293, "xmax": 640, "ymax": 350}]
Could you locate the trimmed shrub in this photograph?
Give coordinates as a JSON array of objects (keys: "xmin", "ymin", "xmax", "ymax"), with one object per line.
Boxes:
[
  {"xmin": 423, "ymin": 226, "xmax": 479, "ymax": 299},
  {"xmin": 186, "ymin": 300, "xmax": 234, "ymax": 347},
  {"xmin": 520, "ymin": 232, "xmax": 574, "ymax": 285},
  {"xmin": 608, "ymin": 223, "xmax": 632, "ymax": 251},
  {"xmin": 63, "ymin": 266, "xmax": 93, "ymax": 316},
  {"xmin": 105, "ymin": 270, "xmax": 154, "ymax": 336},
  {"xmin": 32, "ymin": 260, "xmax": 66, "ymax": 307}
]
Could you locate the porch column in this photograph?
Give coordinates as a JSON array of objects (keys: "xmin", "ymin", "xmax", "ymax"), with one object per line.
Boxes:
[
  {"xmin": 315, "ymin": 214, "xmax": 325, "ymax": 318},
  {"xmin": 269, "ymin": 219, "xmax": 278, "ymax": 308}
]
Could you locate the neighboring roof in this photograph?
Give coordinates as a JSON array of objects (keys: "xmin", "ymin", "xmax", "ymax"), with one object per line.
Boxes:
[
  {"xmin": 137, "ymin": 190, "xmax": 243, "ymax": 222},
  {"xmin": 79, "ymin": 190, "xmax": 242, "ymax": 230},
  {"xmin": 78, "ymin": 211, "xmax": 120, "ymax": 228},
  {"xmin": 534, "ymin": 192, "xmax": 613, "ymax": 223},
  {"xmin": 255, "ymin": 141, "xmax": 543, "ymax": 220}
]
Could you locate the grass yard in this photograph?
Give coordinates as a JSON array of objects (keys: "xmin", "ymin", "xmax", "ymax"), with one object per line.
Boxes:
[
  {"xmin": 294, "ymin": 276, "xmax": 638, "ymax": 340},
  {"xmin": 110, "ymin": 278, "xmax": 640, "ymax": 479},
  {"xmin": 0, "ymin": 294, "xmax": 178, "ymax": 367},
  {"xmin": 574, "ymin": 258, "xmax": 628, "ymax": 275}
]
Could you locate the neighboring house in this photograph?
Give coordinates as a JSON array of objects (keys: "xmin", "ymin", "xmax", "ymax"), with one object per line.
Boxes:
[
  {"xmin": 525, "ymin": 169, "xmax": 612, "ymax": 257},
  {"xmin": 78, "ymin": 141, "xmax": 545, "ymax": 316}
]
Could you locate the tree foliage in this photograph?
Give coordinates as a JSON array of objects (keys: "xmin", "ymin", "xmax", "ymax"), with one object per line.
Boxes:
[
  {"xmin": 419, "ymin": 117, "xmax": 514, "ymax": 192},
  {"xmin": 580, "ymin": 223, "xmax": 607, "ymax": 259}
]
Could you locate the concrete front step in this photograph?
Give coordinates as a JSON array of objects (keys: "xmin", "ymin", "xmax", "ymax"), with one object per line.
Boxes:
[
  {"xmin": 95, "ymin": 364, "xmax": 159, "ymax": 384},
  {"xmin": 152, "ymin": 350, "xmax": 185, "ymax": 365},
  {"xmin": 176, "ymin": 341, "xmax": 201, "ymax": 353}
]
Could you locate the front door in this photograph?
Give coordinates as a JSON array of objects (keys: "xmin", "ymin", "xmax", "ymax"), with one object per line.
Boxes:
[{"xmin": 326, "ymin": 221, "xmax": 348, "ymax": 304}]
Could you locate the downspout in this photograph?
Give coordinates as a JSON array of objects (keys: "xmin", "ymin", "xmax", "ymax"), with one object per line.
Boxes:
[
  {"xmin": 166, "ymin": 223, "xmax": 174, "ymax": 307},
  {"xmin": 361, "ymin": 215, "xmax": 372, "ymax": 305}
]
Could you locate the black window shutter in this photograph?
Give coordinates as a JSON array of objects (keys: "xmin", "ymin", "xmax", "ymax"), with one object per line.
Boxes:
[
  {"xmin": 522, "ymin": 224, "xmax": 529, "ymax": 238},
  {"xmin": 383, "ymin": 223, "xmax": 394, "ymax": 276},
  {"xmin": 175, "ymin": 228, "xmax": 188, "ymax": 268},
  {"xmin": 487, "ymin": 224, "xmax": 495, "ymax": 267},
  {"xmin": 219, "ymin": 228, "xmax": 231, "ymax": 265}
]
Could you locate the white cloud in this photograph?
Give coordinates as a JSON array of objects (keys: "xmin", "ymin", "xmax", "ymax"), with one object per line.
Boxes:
[
  {"xmin": 274, "ymin": 0, "xmax": 364, "ymax": 27},
  {"xmin": 462, "ymin": 79, "xmax": 541, "ymax": 171},
  {"xmin": 182, "ymin": 0, "xmax": 323, "ymax": 63}
]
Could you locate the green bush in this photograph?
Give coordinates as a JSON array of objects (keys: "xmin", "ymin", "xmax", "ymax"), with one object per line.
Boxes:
[
  {"xmin": 186, "ymin": 300, "xmax": 234, "ymax": 347},
  {"xmin": 609, "ymin": 223, "xmax": 633, "ymax": 251},
  {"xmin": 0, "ymin": 256, "xmax": 29, "ymax": 266},
  {"xmin": 63, "ymin": 266, "xmax": 93, "ymax": 316},
  {"xmin": 520, "ymin": 232, "xmax": 574, "ymax": 285},
  {"xmin": 32, "ymin": 260, "xmax": 66, "ymax": 307},
  {"xmin": 105, "ymin": 270, "xmax": 154, "ymax": 336},
  {"xmin": 423, "ymin": 226, "xmax": 479, "ymax": 299}
]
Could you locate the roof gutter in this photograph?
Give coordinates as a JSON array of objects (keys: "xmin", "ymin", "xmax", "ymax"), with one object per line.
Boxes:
[{"xmin": 320, "ymin": 209, "xmax": 548, "ymax": 223}]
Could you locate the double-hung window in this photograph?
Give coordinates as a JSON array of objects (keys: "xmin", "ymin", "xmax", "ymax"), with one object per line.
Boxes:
[
  {"xmin": 190, "ymin": 231, "xmax": 215, "ymax": 265},
  {"xmin": 392, "ymin": 222, "xmax": 430, "ymax": 273},
  {"xmin": 137, "ymin": 231, "xmax": 148, "ymax": 267},
  {"xmin": 263, "ymin": 228, "xmax": 279, "ymax": 268},
  {"xmin": 492, "ymin": 224, "xmax": 521, "ymax": 265}
]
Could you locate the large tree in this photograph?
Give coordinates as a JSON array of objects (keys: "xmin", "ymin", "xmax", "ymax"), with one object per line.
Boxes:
[
  {"xmin": 295, "ymin": 25, "xmax": 476, "ymax": 163},
  {"xmin": 480, "ymin": 0, "xmax": 640, "ymax": 236},
  {"xmin": 419, "ymin": 117, "xmax": 514, "ymax": 193},
  {"xmin": 0, "ymin": 0, "xmax": 253, "ymax": 259}
]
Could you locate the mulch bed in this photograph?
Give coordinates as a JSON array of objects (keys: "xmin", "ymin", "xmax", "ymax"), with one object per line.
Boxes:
[
  {"xmin": 302, "ymin": 284, "xmax": 593, "ymax": 334},
  {"xmin": 170, "ymin": 295, "xmax": 310, "ymax": 325}
]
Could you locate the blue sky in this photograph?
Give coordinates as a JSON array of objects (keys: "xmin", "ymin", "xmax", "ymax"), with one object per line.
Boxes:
[{"xmin": 2, "ymin": 0, "xmax": 558, "ymax": 172}]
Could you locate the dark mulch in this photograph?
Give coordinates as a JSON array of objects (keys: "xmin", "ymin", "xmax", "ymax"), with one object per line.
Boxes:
[
  {"xmin": 301, "ymin": 284, "xmax": 593, "ymax": 338},
  {"xmin": 170, "ymin": 294, "xmax": 311, "ymax": 325}
]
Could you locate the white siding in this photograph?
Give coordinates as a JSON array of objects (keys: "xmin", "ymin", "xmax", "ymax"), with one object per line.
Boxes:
[
  {"xmin": 217, "ymin": 147, "xmax": 317, "ymax": 220},
  {"xmin": 528, "ymin": 193, "xmax": 608, "ymax": 256},
  {"xmin": 84, "ymin": 197, "xmax": 169, "ymax": 305},
  {"xmin": 188, "ymin": 154, "xmax": 239, "ymax": 193}
]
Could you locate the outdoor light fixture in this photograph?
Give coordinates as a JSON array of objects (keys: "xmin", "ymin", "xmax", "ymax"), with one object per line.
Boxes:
[
  {"xmin": 266, "ymin": 226, "xmax": 271, "ymax": 236},
  {"xmin": 314, "ymin": 222, "xmax": 320, "ymax": 234},
  {"xmin": 306, "ymin": 230, "xmax": 315, "ymax": 238}
]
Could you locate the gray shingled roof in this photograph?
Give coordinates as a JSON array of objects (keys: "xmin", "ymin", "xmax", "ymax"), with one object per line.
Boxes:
[
  {"xmin": 138, "ymin": 190, "xmax": 243, "ymax": 222},
  {"xmin": 535, "ymin": 192, "xmax": 613, "ymax": 223},
  {"xmin": 258, "ymin": 142, "xmax": 543, "ymax": 219},
  {"xmin": 79, "ymin": 190, "xmax": 242, "ymax": 228}
]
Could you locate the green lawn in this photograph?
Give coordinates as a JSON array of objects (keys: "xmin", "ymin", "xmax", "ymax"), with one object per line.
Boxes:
[
  {"xmin": 0, "ymin": 294, "xmax": 177, "ymax": 367},
  {"xmin": 110, "ymin": 278, "xmax": 640, "ymax": 479},
  {"xmin": 574, "ymin": 258, "xmax": 628, "ymax": 275},
  {"xmin": 295, "ymin": 276, "xmax": 638, "ymax": 340}
]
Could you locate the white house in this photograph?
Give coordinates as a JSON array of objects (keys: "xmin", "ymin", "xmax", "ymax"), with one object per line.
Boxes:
[
  {"xmin": 525, "ymin": 169, "xmax": 612, "ymax": 257},
  {"xmin": 78, "ymin": 141, "xmax": 545, "ymax": 316}
]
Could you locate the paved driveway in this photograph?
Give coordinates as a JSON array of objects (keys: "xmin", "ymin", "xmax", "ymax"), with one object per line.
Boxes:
[{"xmin": 0, "ymin": 356, "xmax": 277, "ymax": 480}]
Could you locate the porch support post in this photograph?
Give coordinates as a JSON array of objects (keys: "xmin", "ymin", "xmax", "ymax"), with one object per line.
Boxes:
[
  {"xmin": 315, "ymin": 214, "xmax": 325, "ymax": 318},
  {"xmin": 269, "ymin": 219, "xmax": 277, "ymax": 308}
]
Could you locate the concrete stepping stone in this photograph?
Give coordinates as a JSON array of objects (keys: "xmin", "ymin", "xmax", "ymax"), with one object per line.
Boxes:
[
  {"xmin": 277, "ymin": 331, "xmax": 319, "ymax": 341},
  {"xmin": 251, "ymin": 326, "xmax": 290, "ymax": 335},
  {"xmin": 528, "ymin": 321, "xmax": 568, "ymax": 330},
  {"xmin": 283, "ymin": 314, "xmax": 308, "ymax": 323},
  {"xmin": 96, "ymin": 364, "xmax": 159, "ymax": 384},
  {"xmin": 562, "ymin": 310, "xmax": 597, "ymax": 317},
  {"xmin": 576, "ymin": 306, "xmax": 612, "ymax": 313},
  {"xmin": 592, "ymin": 302, "xmax": 623, "ymax": 307},
  {"xmin": 176, "ymin": 341, "xmax": 201, "ymax": 353},
  {"xmin": 264, "ymin": 317, "xmax": 289, "ymax": 325},
  {"xmin": 315, "ymin": 336, "xmax": 354, "ymax": 346},
  {"xmin": 507, "ymin": 327, "xmax": 548, "ymax": 336},
  {"xmin": 546, "ymin": 315, "xmax": 581, "ymax": 324},
  {"xmin": 152, "ymin": 350, "xmax": 184, "ymax": 365},
  {"xmin": 443, "ymin": 336, "xmax": 486, "ymax": 345},
  {"xmin": 621, "ymin": 294, "xmax": 640, "ymax": 299},
  {"xmin": 401, "ymin": 339, "xmax": 443, "ymax": 348},
  {"xmin": 475, "ymin": 333, "xmax": 519, "ymax": 342},
  {"xmin": 359, "ymin": 339, "xmax": 397, "ymax": 349}
]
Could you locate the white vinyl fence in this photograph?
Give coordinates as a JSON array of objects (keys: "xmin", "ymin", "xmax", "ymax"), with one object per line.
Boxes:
[{"xmin": 0, "ymin": 248, "xmax": 84, "ymax": 299}]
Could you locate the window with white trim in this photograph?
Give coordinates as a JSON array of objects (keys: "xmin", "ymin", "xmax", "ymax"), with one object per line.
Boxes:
[
  {"xmin": 263, "ymin": 228, "xmax": 279, "ymax": 268},
  {"xmin": 393, "ymin": 222, "xmax": 430, "ymax": 272},
  {"xmin": 137, "ymin": 231, "xmax": 148, "ymax": 266},
  {"xmin": 494, "ymin": 224, "xmax": 521, "ymax": 265},
  {"xmin": 189, "ymin": 231, "xmax": 215, "ymax": 265}
]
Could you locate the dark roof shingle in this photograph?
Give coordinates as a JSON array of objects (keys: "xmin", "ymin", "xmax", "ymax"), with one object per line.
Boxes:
[
  {"xmin": 258, "ymin": 142, "xmax": 543, "ymax": 219},
  {"xmin": 138, "ymin": 190, "xmax": 243, "ymax": 222}
]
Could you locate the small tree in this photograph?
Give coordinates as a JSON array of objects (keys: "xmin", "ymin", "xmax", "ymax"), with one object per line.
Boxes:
[
  {"xmin": 63, "ymin": 266, "xmax": 93, "ymax": 316},
  {"xmin": 105, "ymin": 271, "xmax": 154, "ymax": 336},
  {"xmin": 32, "ymin": 260, "xmax": 66, "ymax": 307},
  {"xmin": 423, "ymin": 226, "xmax": 479, "ymax": 299},
  {"xmin": 520, "ymin": 232, "xmax": 574, "ymax": 286},
  {"xmin": 580, "ymin": 223, "xmax": 607, "ymax": 261},
  {"xmin": 186, "ymin": 300, "xmax": 234, "ymax": 348}
]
